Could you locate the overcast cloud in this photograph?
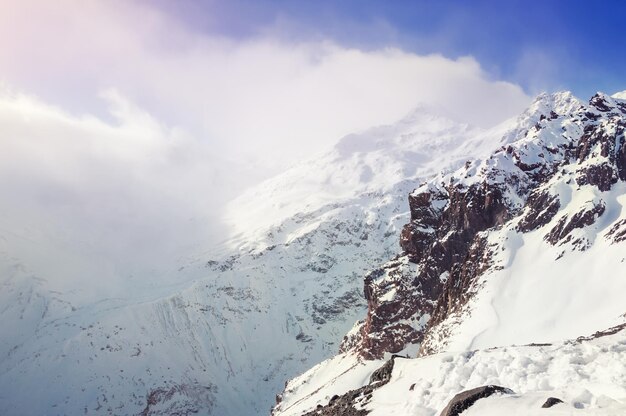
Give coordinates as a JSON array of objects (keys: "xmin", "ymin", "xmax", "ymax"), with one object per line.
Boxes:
[{"xmin": 0, "ymin": 0, "xmax": 531, "ymax": 299}]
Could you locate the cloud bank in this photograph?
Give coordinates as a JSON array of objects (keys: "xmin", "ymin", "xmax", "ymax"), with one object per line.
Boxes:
[
  {"xmin": 0, "ymin": 0, "xmax": 530, "ymax": 167},
  {"xmin": 0, "ymin": 89, "xmax": 226, "ymax": 299},
  {"xmin": 0, "ymin": 0, "xmax": 531, "ymax": 299}
]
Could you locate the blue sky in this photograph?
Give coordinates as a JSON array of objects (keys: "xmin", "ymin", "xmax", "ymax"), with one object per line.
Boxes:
[{"xmin": 154, "ymin": 0, "xmax": 626, "ymax": 97}]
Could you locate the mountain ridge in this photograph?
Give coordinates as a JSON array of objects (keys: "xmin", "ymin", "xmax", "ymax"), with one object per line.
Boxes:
[
  {"xmin": 273, "ymin": 90, "xmax": 626, "ymax": 415},
  {"xmin": 0, "ymin": 102, "xmax": 497, "ymax": 415}
]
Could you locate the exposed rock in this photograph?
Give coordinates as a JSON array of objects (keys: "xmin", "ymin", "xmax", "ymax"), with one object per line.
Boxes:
[
  {"xmin": 576, "ymin": 322, "xmax": 626, "ymax": 342},
  {"xmin": 605, "ymin": 219, "xmax": 626, "ymax": 244},
  {"xmin": 301, "ymin": 357, "xmax": 400, "ymax": 416},
  {"xmin": 400, "ymin": 188, "xmax": 448, "ymax": 261},
  {"xmin": 541, "ymin": 397, "xmax": 564, "ymax": 408},
  {"xmin": 439, "ymin": 385, "xmax": 514, "ymax": 416},
  {"xmin": 575, "ymin": 108, "xmax": 626, "ymax": 191},
  {"xmin": 589, "ymin": 93, "xmax": 614, "ymax": 113},
  {"xmin": 545, "ymin": 201, "xmax": 605, "ymax": 245},
  {"xmin": 356, "ymin": 257, "xmax": 427, "ymax": 359},
  {"xmin": 618, "ymin": 135, "xmax": 626, "ymax": 181},
  {"xmin": 420, "ymin": 236, "xmax": 494, "ymax": 356},
  {"xmin": 368, "ymin": 355, "xmax": 397, "ymax": 384},
  {"xmin": 354, "ymin": 180, "xmax": 511, "ymax": 358},
  {"xmin": 517, "ymin": 189, "xmax": 561, "ymax": 232},
  {"xmin": 339, "ymin": 92, "xmax": 626, "ymax": 360},
  {"xmin": 576, "ymin": 162, "xmax": 618, "ymax": 191}
]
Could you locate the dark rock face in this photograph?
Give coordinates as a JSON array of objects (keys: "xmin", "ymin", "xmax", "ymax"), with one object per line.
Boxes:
[
  {"xmin": 576, "ymin": 162, "xmax": 618, "ymax": 191},
  {"xmin": 439, "ymin": 385, "xmax": 514, "ymax": 416},
  {"xmin": 303, "ymin": 394, "xmax": 368, "ymax": 416},
  {"xmin": 341, "ymin": 92, "xmax": 626, "ymax": 360},
  {"xmin": 420, "ymin": 236, "xmax": 494, "ymax": 355},
  {"xmin": 541, "ymin": 397, "xmax": 564, "ymax": 408},
  {"xmin": 400, "ymin": 188, "xmax": 448, "ymax": 261},
  {"xmin": 606, "ymin": 219, "xmax": 626, "ymax": 243},
  {"xmin": 349, "ymin": 177, "xmax": 522, "ymax": 358},
  {"xmin": 368, "ymin": 354, "xmax": 401, "ymax": 384},
  {"xmin": 545, "ymin": 201, "xmax": 605, "ymax": 245},
  {"xmin": 517, "ymin": 189, "xmax": 561, "ymax": 232},
  {"xmin": 575, "ymin": 102, "xmax": 626, "ymax": 191},
  {"xmin": 352, "ymin": 181, "xmax": 511, "ymax": 359},
  {"xmin": 576, "ymin": 322, "xmax": 626, "ymax": 342},
  {"xmin": 355, "ymin": 257, "xmax": 430, "ymax": 359}
]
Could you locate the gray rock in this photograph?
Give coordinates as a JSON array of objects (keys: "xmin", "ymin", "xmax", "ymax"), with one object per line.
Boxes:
[
  {"xmin": 439, "ymin": 385, "xmax": 514, "ymax": 416},
  {"xmin": 541, "ymin": 397, "xmax": 564, "ymax": 408}
]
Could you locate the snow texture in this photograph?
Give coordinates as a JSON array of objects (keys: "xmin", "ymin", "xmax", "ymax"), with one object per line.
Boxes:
[
  {"xmin": 274, "ymin": 91, "xmax": 626, "ymax": 416},
  {"xmin": 275, "ymin": 326, "xmax": 626, "ymax": 416},
  {"xmin": 0, "ymin": 107, "xmax": 500, "ymax": 415}
]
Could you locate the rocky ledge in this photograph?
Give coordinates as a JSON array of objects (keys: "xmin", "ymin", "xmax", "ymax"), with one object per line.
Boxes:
[{"xmin": 340, "ymin": 92, "xmax": 626, "ymax": 359}]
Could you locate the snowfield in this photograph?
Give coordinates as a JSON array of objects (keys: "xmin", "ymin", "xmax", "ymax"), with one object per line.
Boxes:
[
  {"xmin": 426, "ymin": 180, "xmax": 626, "ymax": 355},
  {"xmin": 274, "ymin": 91, "xmax": 626, "ymax": 416},
  {"xmin": 275, "ymin": 325, "xmax": 626, "ymax": 416},
  {"xmin": 2, "ymin": 91, "xmax": 625, "ymax": 416},
  {"xmin": 0, "ymin": 107, "xmax": 502, "ymax": 415}
]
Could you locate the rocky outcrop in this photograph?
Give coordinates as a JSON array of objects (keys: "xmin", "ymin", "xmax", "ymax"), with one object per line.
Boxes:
[
  {"xmin": 545, "ymin": 201, "xmax": 605, "ymax": 246},
  {"xmin": 439, "ymin": 385, "xmax": 514, "ymax": 416},
  {"xmin": 350, "ymin": 257, "xmax": 428, "ymax": 359},
  {"xmin": 419, "ymin": 236, "xmax": 495, "ymax": 355},
  {"xmin": 348, "ymin": 180, "xmax": 513, "ymax": 359},
  {"xmin": 575, "ymin": 322, "xmax": 626, "ymax": 342},
  {"xmin": 541, "ymin": 397, "xmax": 564, "ymax": 408},
  {"xmin": 606, "ymin": 219, "xmax": 626, "ymax": 243},
  {"xmin": 575, "ymin": 94, "xmax": 626, "ymax": 190},
  {"xmin": 516, "ymin": 189, "xmax": 560, "ymax": 232},
  {"xmin": 342, "ymin": 92, "xmax": 626, "ymax": 359},
  {"xmin": 140, "ymin": 383, "xmax": 215, "ymax": 416},
  {"xmin": 300, "ymin": 357, "xmax": 400, "ymax": 416}
]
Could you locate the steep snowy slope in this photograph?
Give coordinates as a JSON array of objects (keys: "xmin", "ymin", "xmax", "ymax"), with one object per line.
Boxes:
[
  {"xmin": 223, "ymin": 106, "xmax": 500, "ymax": 252},
  {"xmin": 0, "ymin": 108, "xmax": 502, "ymax": 415},
  {"xmin": 275, "ymin": 324, "xmax": 626, "ymax": 415},
  {"xmin": 417, "ymin": 92, "xmax": 626, "ymax": 355},
  {"xmin": 273, "ymin": 91, "xmax": 626, "ymax": 415}
]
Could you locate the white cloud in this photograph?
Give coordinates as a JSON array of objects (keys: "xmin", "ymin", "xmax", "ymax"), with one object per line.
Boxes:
[
  {"xmin": 0, "ymin": 88, "xmax": 226, "ymax": 299},
  {"xmin": 0, "ymin": 0, "xmax": 532, "ymax": 298},
  {"xmin": 0, "ymin": 0, "xmax": 530, "ymax": 168}
]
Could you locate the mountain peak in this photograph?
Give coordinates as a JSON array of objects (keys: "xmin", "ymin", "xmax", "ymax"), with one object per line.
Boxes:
[
  {"xmin": 332, "ymin": 91, "xmax": 626, "ymax": 360},
  {"xmin": 274, "ymin": 92, "xmax": 626, "ymax": 415},
  {"xmin": 526, "ymin": 90, "xmax": 582, "ymax": 119}
]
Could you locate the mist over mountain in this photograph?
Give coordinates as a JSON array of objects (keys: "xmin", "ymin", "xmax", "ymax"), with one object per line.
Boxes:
[
  {"xmin": 2, "ymin": 89, "xmax": 626, "ymax": 416},
  {"xmin": 2, "ymin": 2, "xmax": 626, "ymax": 416},
  {"xmin": 273, "ymin": 91, "xmax": 626, "ymax": 416}
]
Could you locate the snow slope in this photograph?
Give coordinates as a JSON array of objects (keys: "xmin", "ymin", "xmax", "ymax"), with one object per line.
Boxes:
[
  {"xmin": 223, "ymin": 106, "xmax": 506, "ymax": 252},
  {"xmin": 420, "ymin": 92, "xmax": 626, "ymax": 354},
  {"xmin": 275, "ymin": 325, "xmax": 626, "ymax": 416},
  {"xmin": 273, "ymin": 91, "xmax": 626, "ymax": 416},
  {"xmin": 440, "ymin": 182, "xmax": 626, "ymax": 352},
  {"xmin": 0, "ymin": 107, "xmax": 504, "ymax": 415}
]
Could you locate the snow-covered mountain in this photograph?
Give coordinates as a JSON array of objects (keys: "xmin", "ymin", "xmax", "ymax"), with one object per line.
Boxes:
[
  {"xmin": 3, "ymin": 89, "xmax": 624, "ymax": 416},
  {"xmin": 273, "ymin": 91, "xmax": 626, "ymax": 416},
  {"xmin": 0, "ymin": 107, "xmax": 498, "ymax": 415},
  {"xmin": 274, "ymin": 324, "xmax": 626, "ymax": 415}
]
